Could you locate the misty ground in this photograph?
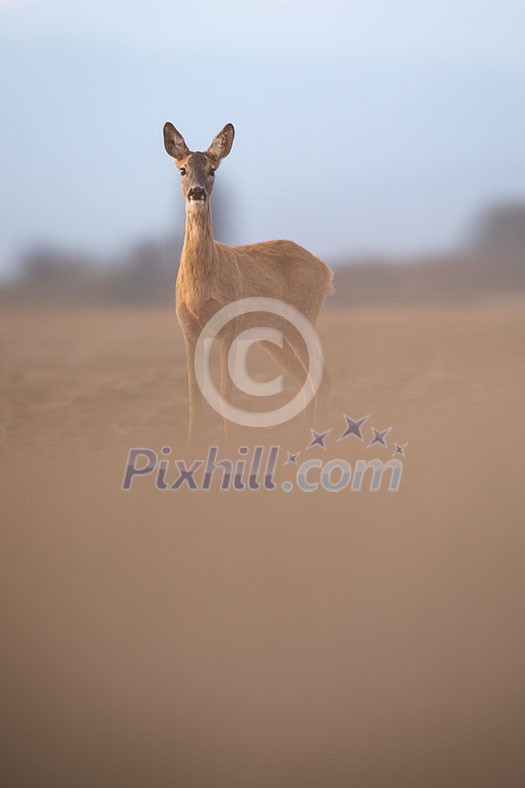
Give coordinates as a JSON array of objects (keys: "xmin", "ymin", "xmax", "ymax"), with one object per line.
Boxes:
[{"xmin": 1, "ymin": 303, "xmax": 525, "ymax": 787}]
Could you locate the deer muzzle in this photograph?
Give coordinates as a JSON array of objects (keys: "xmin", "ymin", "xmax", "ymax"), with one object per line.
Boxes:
[{"xmin": 188, "ymin": 187, "xmax": 207, "ymax": 204}]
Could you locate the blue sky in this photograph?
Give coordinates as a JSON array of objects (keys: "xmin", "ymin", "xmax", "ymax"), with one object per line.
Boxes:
[{"xmin": 1, "ymin": 0, "xmax": 524, "ymax": 274}]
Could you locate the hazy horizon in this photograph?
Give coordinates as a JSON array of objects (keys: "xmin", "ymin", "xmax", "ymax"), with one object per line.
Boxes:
[{"xmin": 1, "ymin": 0, "xmax": 524, "ymax": 275}]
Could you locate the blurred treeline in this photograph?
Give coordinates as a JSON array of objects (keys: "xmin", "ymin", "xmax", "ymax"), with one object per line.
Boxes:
[
  {"xmin": 331, "ymin": 203, "xmax": 525, "ymax": 307},
  {"xmin": 1, "ymin": 236, "xmax": 183, "ymax": 308},
  {"xmin": 1, "ymin": 203, "xmax": 524, "ymax": 308}
]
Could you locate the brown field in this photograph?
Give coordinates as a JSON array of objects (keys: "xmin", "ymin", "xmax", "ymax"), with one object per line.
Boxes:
[{"xmin": 2, "ymin": 303, "xmax": 525, "ymax": 787}]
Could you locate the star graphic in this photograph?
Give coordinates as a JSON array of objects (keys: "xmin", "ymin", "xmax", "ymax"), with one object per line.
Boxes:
[
  {"xmin": 367, "ymin": 426, "xmax": 392, "ymax": 448},
  {"xmin": 286, "ymin": 451, "xmax": 300, "ymax": 465},
  {"xmin": 392, "ymin": 442, "xmax": 408, "ymax": 457},
  {"xmin": 307, "ymin": 428, "xmax": 332, "ymax": 450},
  {"xmin": 337, "ymin": 414, "xmax": 370, "ymax": 442}
]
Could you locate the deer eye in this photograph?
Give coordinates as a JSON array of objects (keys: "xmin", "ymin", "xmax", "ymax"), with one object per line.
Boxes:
[
  {"xmin": 179, "ymin": 167, "xmax": 187, "ymax": 176},
  {"xmin": 209, "ymin": 168, "xmax": 216, "ymax": 177}
]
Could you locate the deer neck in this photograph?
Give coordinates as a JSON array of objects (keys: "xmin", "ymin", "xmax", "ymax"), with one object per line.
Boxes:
[{"xmin": 180, "ymin": 202, "xmax": 216, "ymax": 282}]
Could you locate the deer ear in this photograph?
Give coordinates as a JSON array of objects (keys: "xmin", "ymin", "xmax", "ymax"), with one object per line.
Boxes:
[
  {"xmin": 163, "ymin": 123, "xmax": 190, "ymax": 161},
  {"xmin": 207, "ymin": 123, "xmax": 235, "ymax": 161}
]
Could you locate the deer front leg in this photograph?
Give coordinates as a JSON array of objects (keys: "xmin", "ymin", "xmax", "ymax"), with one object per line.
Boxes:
[
  {"xmin": 183, "ymin": 333, "xmax": 202, "ymax": 445},
  {"xmin": 178, "ymin": 306, "xmax": 203, "ymax": 446}
]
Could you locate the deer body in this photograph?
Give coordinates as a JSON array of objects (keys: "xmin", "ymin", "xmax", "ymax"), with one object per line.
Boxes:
[{"xmin": 164, "ymin": 122, "xmax": 333, "ymax": 440}]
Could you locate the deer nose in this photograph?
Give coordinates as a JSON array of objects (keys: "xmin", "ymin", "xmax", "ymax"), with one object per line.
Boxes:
[{"xmin": 188, "ymin": 187, "xmax": 207, "ymax": 202}]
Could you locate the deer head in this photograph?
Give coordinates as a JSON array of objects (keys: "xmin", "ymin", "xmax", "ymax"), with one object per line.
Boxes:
[{"xmin": 163, "ymin": 123, "xmax": 235, "ymax": 206}]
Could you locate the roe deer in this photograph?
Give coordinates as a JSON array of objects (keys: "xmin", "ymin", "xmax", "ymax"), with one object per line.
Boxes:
[{"xmin": 163, "ymin": 122, "xmax": 334, "ymax": 442}]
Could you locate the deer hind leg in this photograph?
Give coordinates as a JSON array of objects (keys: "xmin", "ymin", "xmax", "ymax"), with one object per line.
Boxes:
[
  {"xmin": 258, "ymin": 338, "xmax": 306, "ymax": 385},
  {"xmin": 284, "ymin": 334, "xmax": 331, "ymax": 423},
  {"xmin": 217, "ymin": 333, "xmax": 310, "ymax": 439},
  {"xmin": 258, "ymin": 338, "xmax": 313, "ymax": 426},
  {"xmin": 219, "ymin": 335, "xmax": 236, "ymax": 444}
]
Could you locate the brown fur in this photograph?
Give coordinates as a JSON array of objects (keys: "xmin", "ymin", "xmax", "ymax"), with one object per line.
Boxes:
[{"xmin": 163, "ymin": 123, "xmax": 334, "ymax": 441}]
